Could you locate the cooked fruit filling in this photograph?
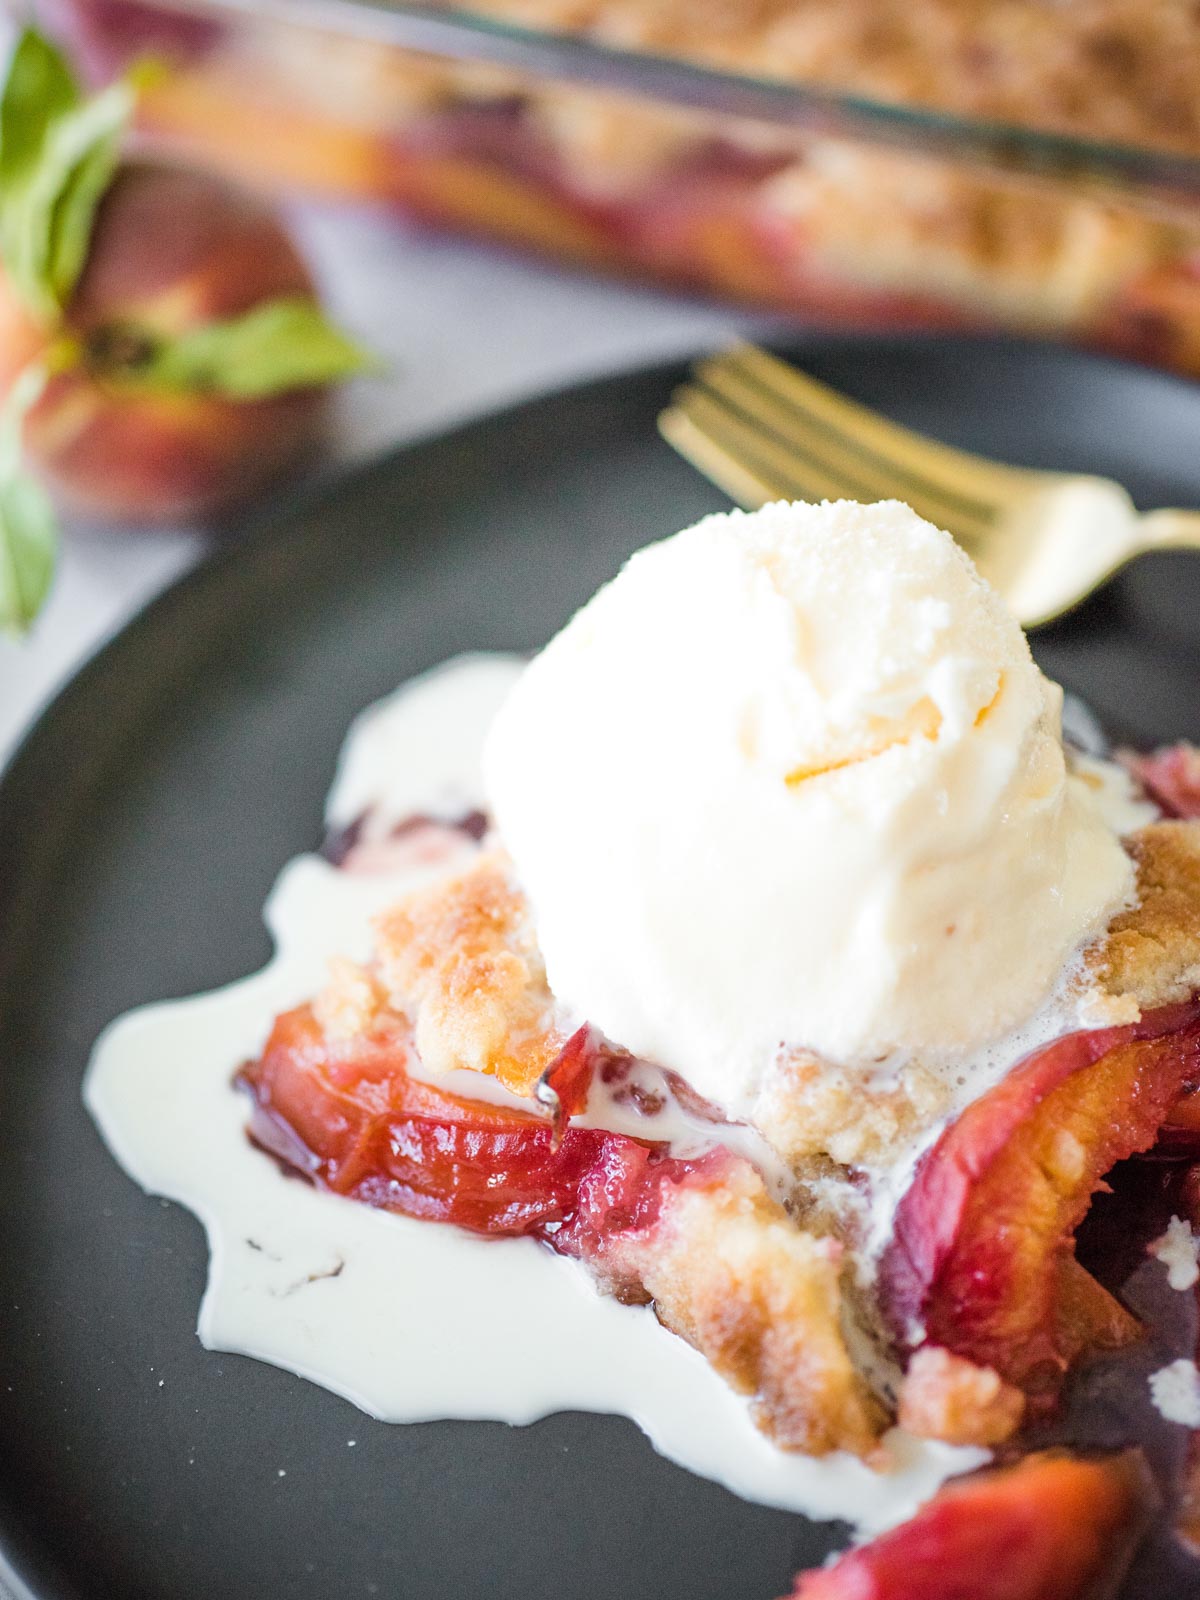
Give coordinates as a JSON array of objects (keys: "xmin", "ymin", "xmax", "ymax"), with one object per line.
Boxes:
[
  {"xmin": 240, "ymin": 1008, "xmax": 715, "ymax": 1243},
  {"xmin": 239, "ymin": 996, "xmax": 885, "ymax": 1458},
  {"xmin": 786, "ymin": 1449, "xmax": 1155, "ymax": 1600},
  {"xmin": 881, "ymin": 1002, "xmax": 1200, "ymax": 1401}
]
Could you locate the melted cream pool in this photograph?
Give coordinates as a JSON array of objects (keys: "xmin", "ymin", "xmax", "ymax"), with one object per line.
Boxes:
[{"xmin": 86, "ymin": 654, "xmax": 988, "ymax": 1536}]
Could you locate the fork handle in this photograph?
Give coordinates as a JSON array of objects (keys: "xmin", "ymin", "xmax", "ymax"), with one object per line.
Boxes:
[{"xmin": 1139, "ymin": 508, "xmax": 1200, "ymax": 551}]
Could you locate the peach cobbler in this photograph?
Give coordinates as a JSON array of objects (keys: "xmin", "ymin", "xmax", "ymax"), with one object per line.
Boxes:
[
  {"xmin": 228, "ymin": 501, "xmax": 1200, "ymax": 1599},
  {"xmin": 50, "ymin": 0, "xmax": 1200, "ymax": 377}
]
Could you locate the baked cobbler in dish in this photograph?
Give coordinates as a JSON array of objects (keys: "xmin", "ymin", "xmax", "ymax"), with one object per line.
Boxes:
[{"xmin": 51, "ymin": 0, "xmax": 1200, "ymax": 376}]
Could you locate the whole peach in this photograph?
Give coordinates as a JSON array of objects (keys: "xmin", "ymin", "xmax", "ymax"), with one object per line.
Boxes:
[{"xmin": 0, "ymin": 160, "xmax": 329, "ymax": 523}]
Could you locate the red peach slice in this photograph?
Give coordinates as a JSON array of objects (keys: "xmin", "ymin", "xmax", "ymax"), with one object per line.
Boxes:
[
  {"xmin": 881, "ymin": 1003, "xmax": 1200, "ymax": 1396},
  {"xmin": 240, "ymin": 1004, "xmax": 883, "ymax": 1456},
  {"xmin": 239, "ymin": 1004, "xmax": 724, "ymax": 1244},
  {"xmin": 1122, "ymin": 744, "xmax": 1200, "ymax": 821},
  {"xmin": 787, "ymin": 1450, "xmax": 1153, "ymax": 1600}
]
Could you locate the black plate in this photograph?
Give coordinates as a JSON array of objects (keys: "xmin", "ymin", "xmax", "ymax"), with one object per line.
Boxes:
[{"xmin": 4, "ymin": 335, "xmax": 1200, "ymax": 1600}]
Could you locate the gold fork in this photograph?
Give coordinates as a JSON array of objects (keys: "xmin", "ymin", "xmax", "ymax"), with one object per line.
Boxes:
[{"xmin": 659, "ymin": 342, "xmax": 1200, "ymax": 627}]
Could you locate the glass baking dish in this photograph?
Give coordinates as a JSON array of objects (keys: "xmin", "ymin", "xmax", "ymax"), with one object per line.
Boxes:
[{"xmin": 22, "ymin": 0, "xmax": 1200, "ymax": 376}]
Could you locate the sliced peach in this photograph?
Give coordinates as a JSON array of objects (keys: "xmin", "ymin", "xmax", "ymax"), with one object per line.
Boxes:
[
  {"xmin": 1053, "ymin": 1254, "xmax": 1143, "ymax": 1356},
  {"xmin": 1122, "ymin": 744, "xmax": 1200, "ymax": 821},
  {"xmin": 787, "ymin": 1450, "xmax": 1153, "ymax": 1600},
  {"xmin": 240, "ymin": 1002, "xmax": 883, "ymax": 1456},
  {"xmin": 1178, "ymin": 1431, "xmax": 1200, "ymax": 1558},
  {"xmin": 881, "ymin": 1003, "xmax": 1200, "ymax": 1397},
  {"xmin": 1160, "ymin": 1084, "xmax": 1200, "ymax": 1150}
]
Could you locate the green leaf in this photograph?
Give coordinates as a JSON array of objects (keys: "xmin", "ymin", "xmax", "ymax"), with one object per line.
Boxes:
[
  {"xmin": 138, "ymin": 297, "xmax": 380, "ymax": 399},
  {"xmin": 44, "ymin": 87, "xmax": 129, "ymax": 306},
  {"xmin": 0, "ymin": 363, "xmax": 47, "ymax": 477},
  {"xmin": 0, "ymin": 30, "xmax": 80, "ymax": 192},
  {"xmin": 0, "ymin": 362, "xmax": 58, "ymax": 634},
  {"xmin": 2, "ymin": 78, "xmax": 133, "ymax": 322},
  {"xmin": 0, "ymin": 471, "xmax": 57, "ymax": 634},
  {"xmin": 0, "ymin": 31, "xmax": 133, "ymax": 323}
]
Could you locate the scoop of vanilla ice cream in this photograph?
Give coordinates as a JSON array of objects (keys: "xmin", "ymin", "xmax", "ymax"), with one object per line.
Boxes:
[{"xmin": 484, "ymin": 500, "xmax": 1134, "ymax": 1115}]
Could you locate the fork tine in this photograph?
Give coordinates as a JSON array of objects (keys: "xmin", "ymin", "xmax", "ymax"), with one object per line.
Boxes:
[
  {"xmin": 701, "ymin": 344, "xmax": 1028, "ymax": 516},
  {"xmin": 658, "ymin": 402, "xmax": 787, "ymax": 508},
  {"xmin": 664, "ymin": 384, "xmax": 993, "ymax": 555},
  {"xmin": 661, "ymin": 388, "xmax": 874, "ymax": 509},
  {"xmin": 692, "ymin": 363, "xmax": 995, "ymax": 543}
]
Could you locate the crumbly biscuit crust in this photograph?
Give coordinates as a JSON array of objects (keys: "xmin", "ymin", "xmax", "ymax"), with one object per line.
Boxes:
[
  {"xmin": 373, "ymin": 851, "xmax": 566, "ymax": 1095},
  {"xmin": 612, "ymin": 1161, "xmax": 887, "ymax": 1457},
  {"xmin": 752, "ymin": 1049, "xmax": 949, "ymax": 1170},
  {"xmin": 897, "ymin": 1346, "xmax": 1025, "ymax": 1448},
  {"xmin": 1092, "ymin": 822, "xmax": 1200, "ymax": 1013}
]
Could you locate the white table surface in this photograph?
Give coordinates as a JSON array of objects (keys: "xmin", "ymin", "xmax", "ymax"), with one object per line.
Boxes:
[{"xmin": 0, "ymin": 199, "xmax": 777, "ymax": 767}]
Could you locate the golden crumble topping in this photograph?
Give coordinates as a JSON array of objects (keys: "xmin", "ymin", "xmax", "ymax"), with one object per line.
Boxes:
[
  {"xmin": 760, "ymin": 150, "xmax": 1177, "ymax": 330},
  {"xmin": 603, "ymin": 1159, "xmax": 887, "ymax": 1457},
  {"xmin": 333, "ymin": 850, "xmax": 888, "ymax": 1455},
  {"xmin": 456, "ymin": 0, "xmax": 1200, "ymax": 156},
  {"xmin": 313, "ymin": 955, "xmax": 389, "ymax": 1043},
  {"xmin": 1092, "ymin": 822, "xmax": 1200, "ymax": 1013},
  {"xmin": 897, "ymin": 1346, "xmax": 1025, "ymax": 1448},
  {"xmin": 753, "ymin": 1049, "xmax": 949, "ymax": 1170},
  {"xmin": 373, "ymin": 850, "xmax": 567, "ymax": 1095}
]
